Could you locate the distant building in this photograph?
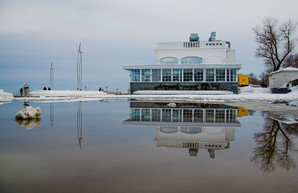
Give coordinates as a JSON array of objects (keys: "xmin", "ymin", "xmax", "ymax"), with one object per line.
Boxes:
[
  {"xmin": 269, "ymin": 67, "xmax": 298, "ymax": 89},
  {"xmin": 123, "ymin": 32, "xmax": 241, "ymax": 94}
]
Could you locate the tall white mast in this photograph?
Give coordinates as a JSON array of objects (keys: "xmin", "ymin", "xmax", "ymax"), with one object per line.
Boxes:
[
  {"xmin": 50, "ymin": 62, "xmax": 54, "ymax": 90},
  {"xmin": 77, "ymin": 42, "xmax": 83, "ymax": 91}
]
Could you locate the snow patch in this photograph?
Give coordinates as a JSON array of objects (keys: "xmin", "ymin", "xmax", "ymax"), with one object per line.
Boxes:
[
  {"xmin": 15, "ymin": 106, "xmax": 41, "ymax": 119},
  {"xmin": 0, "ymin": 89, "xmax": 13, "ymax": 102}
]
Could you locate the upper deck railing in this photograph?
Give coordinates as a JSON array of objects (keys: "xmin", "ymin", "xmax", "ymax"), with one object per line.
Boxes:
[{"xmin": 157, "ymin": 41, "xmax": 229, "ymax": 49}]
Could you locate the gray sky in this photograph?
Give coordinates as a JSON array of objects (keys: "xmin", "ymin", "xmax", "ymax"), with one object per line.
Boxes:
[{"xmin": 1, "ymin": 0, "xmax": 298, "ymax": 93}]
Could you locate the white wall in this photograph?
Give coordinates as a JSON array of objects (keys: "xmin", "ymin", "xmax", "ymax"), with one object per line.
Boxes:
[
  {"xmin": 155, "ymin": 47, "xmax": 235, "ymax": 64},
  {"xmin": 269, "ymin": 71, "xmax": 298, "ymax": 88}
]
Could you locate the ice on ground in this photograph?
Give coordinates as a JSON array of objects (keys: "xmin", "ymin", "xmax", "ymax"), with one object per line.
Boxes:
[
  {"xmin": 15, "ymin": 106, "xmax": 41, "ymax": 119},
  {"xmin": 0, "ymin": 89, "xmax": 13, "ymax": 102},
  {"xmin": 30, "ymin": 90, "xmax": 107, "ymax": 97},
  {"xmin": 271, "ymin": 115, "xmax": 298, "ymax": 124},
  {"xmin": 11, "ymin": 86, "xmax": 298, "ymax": 106},
  {"xmin": 167, "ymin": 103, "xmax": 177, "ymax": 107}
]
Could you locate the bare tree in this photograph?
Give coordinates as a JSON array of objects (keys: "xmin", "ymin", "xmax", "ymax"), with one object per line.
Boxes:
[
  {"xmin": 253, "ymin": 18, "xmax": 297, "ymax": 72},
  {"xmin": 283, "ymin": 53, "xmax": 298, "ymax": 68},
  {"xmin": 251, "ymin": 112, "xmax": 297, "ymax": 173}
]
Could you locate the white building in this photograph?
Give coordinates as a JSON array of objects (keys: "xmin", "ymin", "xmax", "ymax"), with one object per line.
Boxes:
[
  {"xmin": 123, "ymin": 32, "xmax": 241, "ymax": 94},
  {"xmin": 269, "ymin": 67, "xmax": 298, "ymax": 89}
]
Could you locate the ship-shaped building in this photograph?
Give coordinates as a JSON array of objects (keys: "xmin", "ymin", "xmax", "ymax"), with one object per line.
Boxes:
[{"xmin": 123, "ymin": 32, "xmax": 241, "ymax": 94}]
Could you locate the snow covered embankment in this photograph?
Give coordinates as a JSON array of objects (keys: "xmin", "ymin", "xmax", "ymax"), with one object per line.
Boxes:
[
  {"xmin": 30, "ymin": 90, "xmax": 107, "ymax": 97},
  {"xmin": 0, "ymin": 89, "xmax": 13, "ymax": 102}
]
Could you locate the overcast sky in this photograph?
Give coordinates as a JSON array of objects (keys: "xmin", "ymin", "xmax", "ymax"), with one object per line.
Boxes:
[{"xmin": 0, "ymin": 0, "xmax": 297, "ymax": 93}]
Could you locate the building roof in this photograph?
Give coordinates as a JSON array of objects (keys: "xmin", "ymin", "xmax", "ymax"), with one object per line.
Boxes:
[{"xmin": 271, "ymin": 67, "xmax": 298, "ymax": 75}]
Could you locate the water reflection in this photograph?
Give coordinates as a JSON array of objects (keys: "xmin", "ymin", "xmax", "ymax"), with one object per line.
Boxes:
[
  {"xmin": 15, "ymin": 118, "xmax": 41, "ymax": 130},
  {"xmin": 124, "ymin": 102, "xmax": 242, "ymax": 157},
  {"xmin": 77, "ymin": 101, "xmax": 83, "ymax": 148},
  {"xmin": 50, "ymin": 103, "xmax": 54, "ymax": 127},
  {"xmin": 251, "ymin": 112, "xmax": 298, "ymax": 173}
]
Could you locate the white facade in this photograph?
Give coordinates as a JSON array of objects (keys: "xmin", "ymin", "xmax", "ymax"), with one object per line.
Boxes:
[
  {"xmin": 155, "ymin": 41, "xmax": 236, "ymax": 65},
  {"xmin": 123, "ymin": 32, "xmax": 241, "ymax": 94},
  {"xmin": 269, "ymin": 67, "xmax": 298, "ymax": 88}
]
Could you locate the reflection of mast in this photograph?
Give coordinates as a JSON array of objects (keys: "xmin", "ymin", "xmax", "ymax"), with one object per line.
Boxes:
[
  {"xmin": 50, "ymin": 62, "xmax": 54, "ymax": 89},
  {"xmin": 50, "ymin": 103, "xmax": 54, "ymax": 127},
  {"xmin": 77, "ymin": 101, "xmax": 83, "ymax": 148},
  {"xmin": 77, "ymin": 43, "xmax": 83, "ymax": 91}
]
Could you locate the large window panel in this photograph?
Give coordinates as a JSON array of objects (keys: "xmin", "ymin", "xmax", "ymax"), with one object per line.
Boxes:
[
  {"xmin": 152, "ymin": 69, "xmax": 161, "ymax": 82},
  {"xmin": 162, "ymin": 69, "xmax": 171, "ymax": 82},
  {"xmin": 216, "ymin": 69, "xmax": 225, "ymax": 82},
  {"xmin": 141, "ymin": 69, "xmax": 150, "ymax": 82},
  {"xmin": 173, "ymin": 69, "xmax": 182, "ymax": 82},
  {"xmin": 227, "ymin": 69, "xmax": 236, "ymax": 82},
  {"xmin": 160, "ymin": 57, "xmax": 178, "ymax": 64},
  {"xmin": 194, "ymin": 69, "xmax": 203, "ymax": 81},
  {"xmin": 206, "ymin": 69, "xmax": 215, "ymax": 82},
  {"xmin": 131, "ymin": 69, "xmax": 140, "ymax": 82},
  {"xmin": 183, "ymin": 69, "xmax": 193, "ymax": 82},
  {"xmin": 181, "ymin": 56, "xmax": 202, "ymax": 64}
]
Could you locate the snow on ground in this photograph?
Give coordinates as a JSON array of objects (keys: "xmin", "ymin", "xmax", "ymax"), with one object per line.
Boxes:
[
  {"xmin": 7, "ymin": 86, "xmax": 298, "ymax": 106},
  {"xmin": 30, "ymin": 90, "xmax": 107, "ymax": 97},
  {"xmin": 0, "ymin": 89, "xmax": 13, "ymax": 102}
]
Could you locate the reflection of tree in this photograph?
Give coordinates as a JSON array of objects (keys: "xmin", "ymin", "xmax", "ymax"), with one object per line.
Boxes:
[{"xmin": 251, "ymin": 113, "xmax": 297, "ymax": 173}]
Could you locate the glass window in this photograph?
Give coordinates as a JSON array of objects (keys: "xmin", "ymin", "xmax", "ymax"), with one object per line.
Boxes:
[
  {"xmin": 131, "ymin": 69, "xmax": 140, "ymax": 82},
  {"xmin": 226, "ymin": 109, "xmax": 236, "ymax": 123},
  {"xmin": 173, "ymin": 69, "xmax": 182, "ymax": 82},
  {"xmin": 172, "ymin": 109, "xmax": 182, "ymax": 122},
  {"xmin": 215, "ymin": 110, "xmax": 225, "ymax": 123},
  {"xmin": 194, "ymin": 69, "xmax": 203, "ymax": 81},
  {"xmin": 162, "ymin": 109, "xmax": 171, "ymax": 122},
  {"xmin": 227, "ymin": 69, "xmax": 236, "ymax": 82},
  {"xmin": 183, "ymin": 109, "xmax": 193, "ymax": 122},
  {"xmin": 162, "ymin": 69, "xmax": 171, "ymax": 82},
  {"xmin": 206, "ymin": 109, "xmax": 215, "ymax": 122},
  {"xmin": 152, "ymin": 109, "xmax": 161, "ymax": 122},
  {"xmin": 183, "ymin": 69, "xmax": 193, "ymax": 82},
  {"xmin": 160, "ymin": 57, "xmax": 178, "ymax": 64},
  {"xmin": 194, "ymin": 109, "xmax": 203, "ymax": 122},
  {"xmin": 181, "ymin": 56, "xmax": 202, "ymax": 64},
  {"xmin": 141, "ymin": 109, "xmax": 150, "ymax": 121},
  {"xmin": 206, "ymin": 69, "xmax": 214, "ymax": 82},
  {"xmin": 216, "ymin": 69, "xmax": 225, "ymax": 82},
  {"xmin": 131, "ymin": 108, "xmax": 140, "ymax": 121},
  {"xmin": 141, "ymin": 69, "xmax": 150, "ymax": 82},
  {"xmin": 160, "ymin": 127, "xmax": 177, "ymax": 133},
  {"xmin": 152, "ymin": 69, "xmax": 161, "ymax": 82},
  {"xmin": 181, "ymin": 127, "xmax": 202, "ymax": 134}
]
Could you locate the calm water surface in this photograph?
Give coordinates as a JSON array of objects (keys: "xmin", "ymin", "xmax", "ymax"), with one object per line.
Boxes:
[{"xmin": 0, "ymin": 100, "xmax": 297, "ymax": 193}]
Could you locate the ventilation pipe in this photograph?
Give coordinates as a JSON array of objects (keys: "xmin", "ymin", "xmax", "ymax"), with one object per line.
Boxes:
[{"xmin": 226, "ymin": 41, "xmax": 231, "ymax": 49}]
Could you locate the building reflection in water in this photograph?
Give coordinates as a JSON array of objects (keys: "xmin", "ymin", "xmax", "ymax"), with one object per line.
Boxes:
[{"xmin": 124, "ymin": 102, "xmax": 243, "ymax": 158}]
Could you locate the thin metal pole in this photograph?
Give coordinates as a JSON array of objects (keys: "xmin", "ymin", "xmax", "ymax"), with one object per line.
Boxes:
[
  {"xmin": 77, "ymin": 42, "xmax": 83, "ymax": 90},
  {"xmin": 50, "ymin": 62, "xmax": 54, "ymax": 89}
]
